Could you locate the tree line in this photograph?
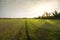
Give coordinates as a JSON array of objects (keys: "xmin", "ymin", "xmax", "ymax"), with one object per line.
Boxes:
[{"xmin": 36, "ymin": 10, "xmax": 60, "ymax": 19}]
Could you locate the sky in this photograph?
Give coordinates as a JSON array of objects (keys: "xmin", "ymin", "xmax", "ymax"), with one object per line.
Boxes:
[{"xmin": 0, "ymin": 0, "xmax": 60, "ymax": 18}]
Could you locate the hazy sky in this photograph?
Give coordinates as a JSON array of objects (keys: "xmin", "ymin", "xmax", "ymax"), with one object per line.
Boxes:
[{"xmin": 0, "ymin": 0, "xmax": 60, "ymax": 18}]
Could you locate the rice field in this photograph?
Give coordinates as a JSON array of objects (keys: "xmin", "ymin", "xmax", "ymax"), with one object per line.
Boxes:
[{"xmin": 0, "ymin": 19, "xmax": 60, "ymax": 40}]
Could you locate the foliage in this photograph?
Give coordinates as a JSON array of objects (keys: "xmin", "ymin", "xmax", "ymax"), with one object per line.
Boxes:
[
  {"xmin": 52, "ymin": 10, "xmax": 60, "ymax": 19},
  {"xmin": 37, "ymin": 10, "xmax": 60, "ymax": 19}
]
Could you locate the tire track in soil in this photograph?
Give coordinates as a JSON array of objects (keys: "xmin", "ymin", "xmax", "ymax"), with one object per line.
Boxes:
[
  {"xmin": 25, "ymin": 19, "xmax": 31, "ymax": 40},
  {"xmin": 11, "ymin": 19, "xmax": 31, "ymax": 40}
]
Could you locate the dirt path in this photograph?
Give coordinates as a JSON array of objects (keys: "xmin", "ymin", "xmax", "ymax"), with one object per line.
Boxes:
[{"xmin": 25, "ymin": 19, "xmax": 31, "ymax": 40}]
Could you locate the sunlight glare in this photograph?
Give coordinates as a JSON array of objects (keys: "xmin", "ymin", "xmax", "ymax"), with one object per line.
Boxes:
[{"xmin": 29, "ymin": 1, "xmax": 57, "ymax": 16}]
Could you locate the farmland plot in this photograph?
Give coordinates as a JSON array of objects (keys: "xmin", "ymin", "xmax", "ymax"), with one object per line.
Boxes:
[
  {"xmin": 27, "ymin": 19, "xmax": 60, "ymax": 40},
  {"xmin": 0, "ymin": 19, "xmax": 27, "ymax": 40},
  {"xmin": 0, "ymin": 19, "xmax": 60, "ymax": 40}
]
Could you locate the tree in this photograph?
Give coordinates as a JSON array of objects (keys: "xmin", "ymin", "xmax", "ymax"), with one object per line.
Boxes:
[{"xmin": 52, "ymin": 10, "xmax": 60, "ymax": 19}]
